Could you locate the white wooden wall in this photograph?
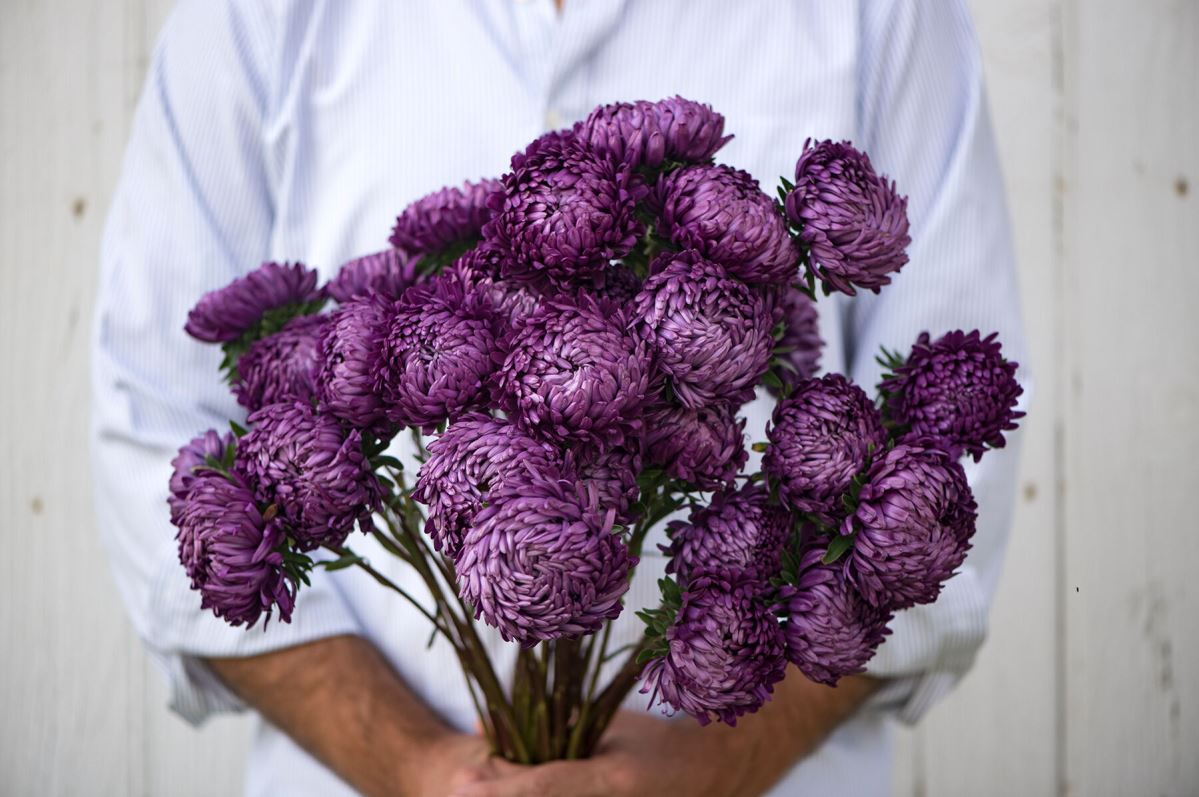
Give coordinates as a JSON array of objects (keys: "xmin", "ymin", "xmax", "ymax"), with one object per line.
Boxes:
[{"xmin": 1, "ymin": 2, "xmax": 1195, "ymax": 795}]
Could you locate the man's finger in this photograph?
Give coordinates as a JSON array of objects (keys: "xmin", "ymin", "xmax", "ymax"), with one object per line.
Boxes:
[{"xmin": 447, "ymin": 760, "xmax": 607, "ymax": 797}]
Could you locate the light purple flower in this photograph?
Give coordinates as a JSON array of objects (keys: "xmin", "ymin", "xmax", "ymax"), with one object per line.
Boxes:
[
  {"xmin": 326, "ymin": 249, "xmax": 420, "ymax": 304},
  {"xmin": 185, "ymin": 261, "xmax": 324, "ymax": 343},
  {"xmin": 574, "ymin": 96, "xmax": 731, "ymax": 169},
  {"xmin": 664, "ymin": 484, "xmax": 791, "ymax": 584},
  {"xmin": 233, "ymin": 314, "xmax": 327, "ymax": 411},
  {"xmin": 389, "ymin": 178, "xmax": 501, "ymax": 256},
  {"xmin": 169, "ymin": 429, "xmax": 234, "ymax": 526},
  {"xmin": 644, "ymin": 401, "xmax": 746, "ymax": 490}
]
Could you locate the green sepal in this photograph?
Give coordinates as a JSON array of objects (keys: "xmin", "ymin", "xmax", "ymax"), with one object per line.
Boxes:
[{"xmin": 822, "ymin": 532, "xmax": 856, "ymax": 565}]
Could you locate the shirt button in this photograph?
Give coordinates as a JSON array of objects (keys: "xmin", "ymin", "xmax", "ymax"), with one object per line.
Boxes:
[{"xmin": 544, "ymin": 109, "xmax": 563, "ymax": 129}]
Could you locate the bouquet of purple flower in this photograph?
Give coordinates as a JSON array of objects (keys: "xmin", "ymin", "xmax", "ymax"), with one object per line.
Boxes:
[{"xmin": 170, "ymin": 97, "xmax": 1024, "ymax": 762}]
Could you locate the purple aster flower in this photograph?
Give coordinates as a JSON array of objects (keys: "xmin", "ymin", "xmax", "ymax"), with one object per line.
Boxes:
[
  {"xmin": 641, "ymin": 570, "xmax": 787, "ymax": 726},
  {"xmin": 185, "ymin": 261, "xmax": 324, "ymax": 343},
  {"xmin": 575, "ymin": 96, "xmax": 731, "ymax": 169},
  {"xmin": 325, "ymin": 249, "xmax": 421, "ymax": 303},
  {"xmin": 317, "ymin": 295, "xmax": 394, "ymax": 434},
  {"xmin": 411, "ymin": 414, "xmax": 561, "ymax": 557},
  {"xmin": 235, "ymin": 401, "xmax": 381, "ymax": 551},
  {"xmin": 446, "ymin": 253, "xmax": 541, "ymax": 335},
  {"xmin": 664, "ymin": 484, "xmax": 790, "ymax": 584},
  {"xmin": 455, "ymin": 474, "xmax": 634, "ymax": 644},
  {"xmin": 388, "ymin": 178, "xmax": 501, "ymax": 256},
  {"xmin": 762, "ymin": 374, "xmax": 887, "ymax": 523},
  {"xmin": 651, "ymin": 164, "xmax": 798, "ymax": 286},
  {"xmin": 169, "ymin": 429, "xmax": 234, "ymax": 525},
  {"xmin": 233, "ymin": 314, "xmax": 327, "ymax": 412},
  {"xmin": 567, "ymin": 442, "xmax": 642, "ymax": 521},
  {"xmin": 785, "ymin": 140, "xmax": 910, "ymax": 296},
  {"xmin": 633, "ymin": 251, "xmax": 776, "ymax": 408},
  {"xmin": 174, "ymin": 470, "xmax": 295, "ymax": 628},
  {"xmin": 881, "ymin": 330, "xmax": 1024, "ymax": 462},
  {"xmin": 783, "ymin": 547, "xmax": 892, "ymax": 685},
  {"xmin": 483, "ymin": 131, "xmax": 643, "ymax": 289},
  {"xmin": 843, "ymin": 443, "xmax": 978, "ymax": 610},
  {"xmin": 494, "ymin": 294, "xmax": 652, "ymax": 447},
  {"xmin": 588, "ymin": 263, "xmax": 643, "ymax": 305},
  {"xmin": 379, "ymin": 273, "xmax": 501, "ymax": 432},
  {"xmin": 644, "ymin": 401, "xmax": 746, "ymax": 490},
  {"xmin": 771, "ymin": 286, "xmax": 823, "ymax": 393}
]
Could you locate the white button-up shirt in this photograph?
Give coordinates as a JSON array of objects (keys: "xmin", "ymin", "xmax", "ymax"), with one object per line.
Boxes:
[{"xmin": 92, "ymin": 1, "xmax": 1029, "ymax": 794}]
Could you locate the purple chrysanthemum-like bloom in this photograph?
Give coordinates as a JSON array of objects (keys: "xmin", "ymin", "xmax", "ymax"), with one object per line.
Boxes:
[
  {"xmin": 233, "ymin": 314, "xmax": 326, "ymax": 412},
  {"xmin": 567, "ymin": 442, "xmax": 642, "ymax": 521},
  {"xmin": 882, "ymin": 330, "xmax": 1024, "ymax": 462},
  {"xmin": 785, "ymin": 139, "xmax": 910, "ymax": 296},
  {"xmin": 589, "ymin": 263, "xmax": 643, "ymax": 305},
  {"xmin": 763, "ymin": 373, "xmax": 887, "ymax": 523},
  {"xmin": 169, "ymin": 429, "xmax": 234, "ymax": 525},
  {"xmin": 641, "ymin": 570, "xmax": 787, "ymax": 726},
  {"xmin": 574, "ymin": 96, "xmax": 731, "ymax": 169},
  {"xmin": 446, "ymin": 254, "xmax": 541, "ymax": 335},
  {"xmin": 484, "ymin": 131, "xmax": 643, "ymax": 288},
  {"xmin": 644, "ymin": 401, "xmax": 746, "ymax": 490},
  {"xmin": 326, "ymin": 249, "xmax": 420, "ymax": 304},
  {"xmin": 843, "ymin": 443, "xmax": 978, "ymax": 610},
  {"xmin": 388, "ymin": 178, "xmax": 500, "ymax": 256},
  {"xmin": 783, "ymin": 547, "xmax": 892, "ymax": 685},
  {"xmin": 411, "ymin": 414, "xmax": 561, "ymax": 557},
  {"xmin": 773, "ymin": 286, "xmax": 823, "ymax": 393},
  {"xmin": 495, "ymin": 294, "xmax": 652, "ymax": 446},
  {"xmin": 174, "ymin": 470, "xmax": 295, "ymax": 628},
  {"xmin": 318, "ymin": 295, "xmax": 394, "ymax": 433},
  {"xmin": 664, "ymin": 484, "xmax": 790, "ymax": 584},
  {"xmin": 456, "ymin": 474, "xmax": 634, "ymax": 644},
  {"xmin": 379, "ymin": 274, "xmax": 500, "ymax": 432},
  {"xmin": 236, "ymin": 401, "xmax": 381, "ymax": 551},
  {"xmin": 652, "ymin": 164, "xmax": 798, "ymax": 286},
  {"xmin": 633, "ymin": 251, "xmax": 776, "ymax": 408},
  {"xmin": 185, "ymin": 261, "xmax": 324, "ymax": 343}
]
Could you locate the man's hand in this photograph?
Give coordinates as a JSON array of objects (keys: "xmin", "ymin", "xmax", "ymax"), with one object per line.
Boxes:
[{"xmin": 449, "ymin": 669, "xmax": 881, "ymax": 797}]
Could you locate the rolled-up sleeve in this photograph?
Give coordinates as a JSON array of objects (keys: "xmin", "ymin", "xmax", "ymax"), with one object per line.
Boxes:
[
  {"xmin": 91, "ymin": 0, "xmax": 361, "ymax": 725},
  {"xmin": 850, "ymin": 0, "xmax": 1032, "ymax": 723}
]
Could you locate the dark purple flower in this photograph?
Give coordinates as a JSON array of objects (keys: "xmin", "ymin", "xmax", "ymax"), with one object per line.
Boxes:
[
  {"xmin": 455, "ymin": 474, "xmax": 634, "ymax": 644},
  {"xmin": 843, "ymin": 443, "xmax": 978, "ymax": 610},
  {"xmin": 881, "ymin": 330, "xmax": 1024, "ymax": 462},
  {"xmin": 664, "ymin": 484, "xmax": 790, "ymax": 584},
  {"xmin": 783, "ymin": 547, "xmax": 892, "ymax": 685},
  {"xmin": 633, "ymin": 251, "xmax": 776, "ymax": 408},
  {"xmin": 785, "ymin": 140, "xmax": 910, "ymax": 295},
  {"xmin": 641, "ymin": 570, "xmax": 786, "ymax": 726},
  {"xmin": 772, "ymin": 286, "xmax": 823, "ymax": 393},
  {"xmin": 763, "ymin": 374, "xmax": 887, "ymax": 523},
  {"xmin": 185, "ymin": 262, "xmax": 324, "ymax": 343},
  {"xmin": 494, "ymin": 294, "xmax": 652, "ymax": 447},
  {"xmin": 652, "ymin": 96, "xmax": 733, "ymax": 164},
  {"xmin": 169, "ymin": 430, "xmax": 234, "ymax": 525},
  {"xmin": 235, "ymin": 402, "xmax": 381, "ymax": 551},
  {"xmin": 446, "ymin": 253, "xmax": 541, "ymax": 335},
  {"xmin": 174, "ymin": 470, "xmax": 295, "ymax": 628},
  {"xmin": 317, "ymin": 295, "xmax": 394, "ymax": 433},
  {"xmin": 484, "ymin": 132, "xmax": 643, "ymax": 289},
  {"xmin": 575, "ymin": 97, "xmax": 731, "ymax": 169},
  {"xmin": 651, "ymin": 164, "xmax": 798, "ymax": 286},
  {"xmin": 388, "ymin": 178, "xmax": 501, "ymax": 256},
  {"xmin": 644, "ymin": 401, "xmax": 746, "ymax": 490},
  {"xmin": 567, "ymin": 442, "xmax": 642, "ymax": 521},
  {"xmin": 325, "ymin": 249, "xmax": 420, "ymax": 303},
  {"xmin": 411, "ymin": 414, "xmax": 561, "ymax": 557},
  {"xmin": 379, "ymin": 274, "xmax": 500, "ymax": 432},
  {"xmin": 233, "ymin": 314, "xmax": 326, "ymax": 411}
]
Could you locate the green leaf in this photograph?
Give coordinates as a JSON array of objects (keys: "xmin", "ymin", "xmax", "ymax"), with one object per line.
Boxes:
[
  {"xmin": 760, "ymin": 370, "xmax": 784, "ymax": 391},
  {"xmin": 229, "ymin": 420, "xmax": 248, "ymax": 438},
  {"xmin": 372, "ymin": 454, "xmax": 405, "ymax": 471},
  {"xmin": 822, "ymin": 533, "xmax": 856, "ymax": 565},
  {"xmin": 322, "ymin": 552, "xmax": 366, "ymax": 572}
]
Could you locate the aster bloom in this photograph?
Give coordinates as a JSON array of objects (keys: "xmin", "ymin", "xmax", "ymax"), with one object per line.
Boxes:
[
  {"xmin": 185, "ymin": 261, "xmax": 324, "ymax": 343},
  {"xmin": 575, "ymin": 96, "xmax": 731, "ymax": 170},
  {"xmin": 483, "ymin": 131, "xmax": 643, "ymax": 289},
  {"xmin": 379, "ymin": 274, "xmax": 501, "ymax": 432},
  {"xmin": 567, "ymin": 442, "xmax": 642, "ymax": 521},
  {"xmin": 325, "ymin": 248, "xmax": 420, "ymax": 304},
  {"xmin": 388, "ymin": 178, "xmax": 501, "ymax": 257},
  {"xmin": 455, "ymin": 474, "xmax": 634, "ymax": 644},
  {"xmin": 664, "ymin": 484, "xmax": 790, "ymax": 584},
  {"xmin": 235, "ymin": 401, "xmax": 381, "ymax": 551},
  {"xmin": 644, "ymin": 401, "xmax": 746, "ymax": 490},
  {"xmin": 762, "ymin": 373, "xmax": 887, "ymax": 523},
  {"xmin": 641, "ymin": 570, "xmax": 787, "ymax": 725},
  {"xmin": 632, "ymin": 251, "xmax": 777, "ymax": 408},
  {"xmin": 772, "ymin": 286, "xmax": 823, "ymax": 393},
  {"xmin": 881, "ymin": 330, "xmax": 1024, "ymax": 462},
  {"xmin": 651, "ymin": 164, "xmax": 798, "ymax": 286},
  {"xmin": 169, "ymin": 429, "xmax": 234, "ymax": 525},
  {"xmin": 843, "ymin": 443, "xmax": 978, "ymax": 610},
  {"xmin": 446, "ymin": 253, "xmax": 541, "ymax": 334},
  {"xmin": 411, "ymin": 414, "xmax": 561, "ymax": 557},
  {"xmin": 233, "ymin": 314, "xmax": 327, "ymax": 411},
  {"xmin": 785, "ymin": 139, "xmax": 910, "ymax": 296},
  {"xmin": 783, "ymin": 548, "xmax": 892, "ymax": 685},
  {"xmin": 494, "ymin": 294, "xmax": 652, "ymax": 446},
  {"xmin": 174, "ymin": 470, "xmax": 295, "ymax": 628},
  {"xmin": 318, "ymin": 295, "xmax": 395, "ymax": 433}
]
